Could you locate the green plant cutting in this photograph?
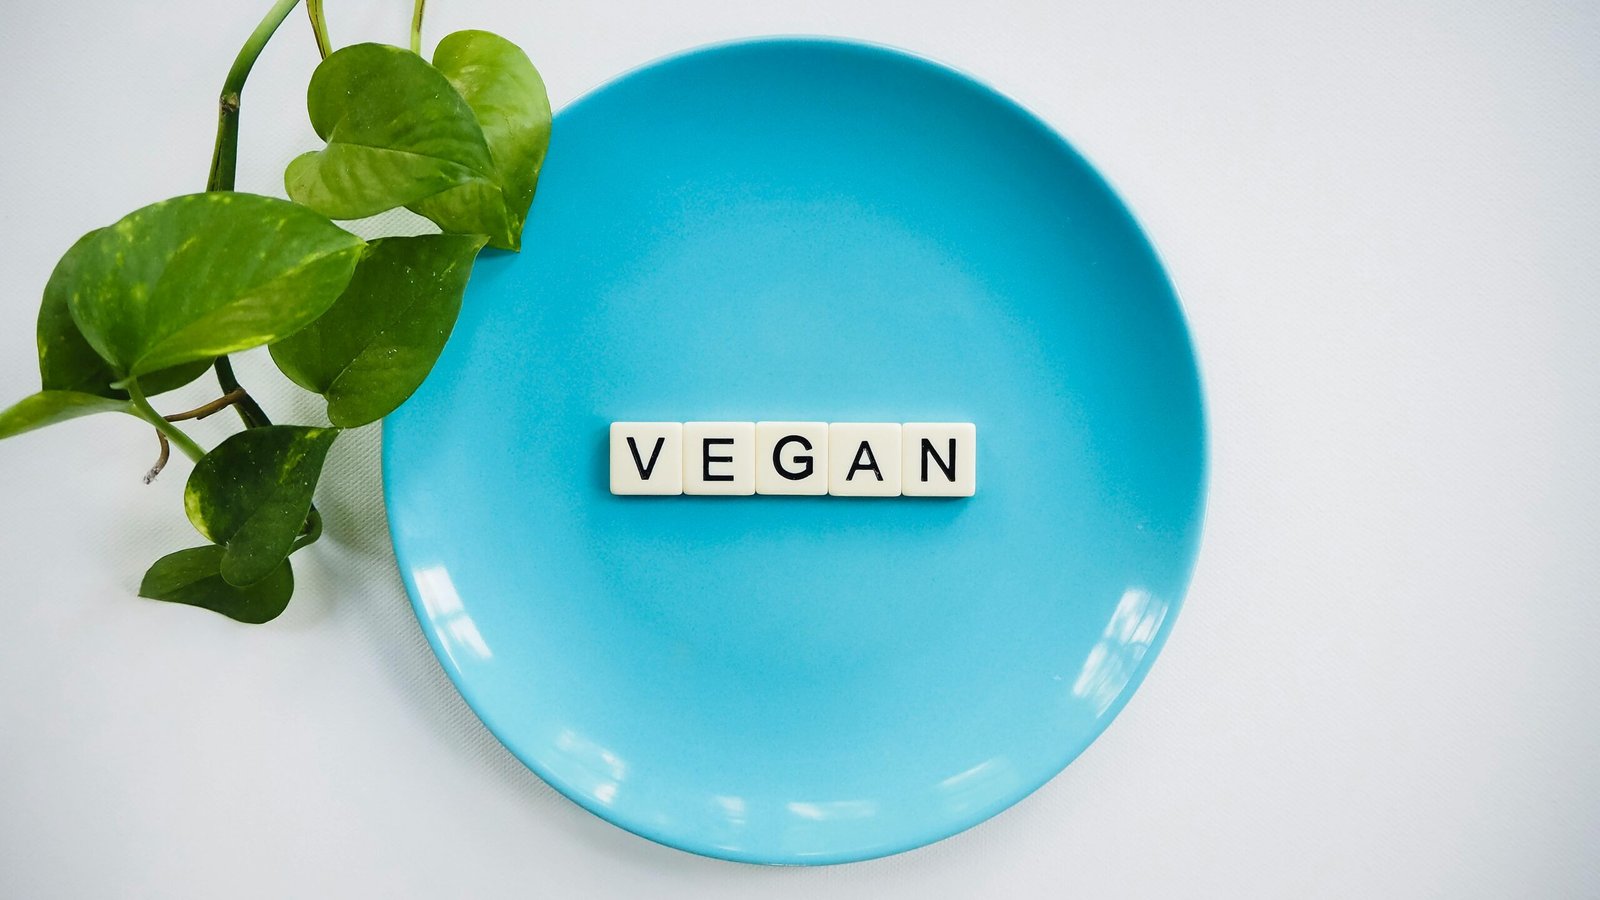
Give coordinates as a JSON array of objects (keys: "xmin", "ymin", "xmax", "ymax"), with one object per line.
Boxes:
[{"xmin": 0, "ymin": 0, "xmax": 550, "ymax": 623}]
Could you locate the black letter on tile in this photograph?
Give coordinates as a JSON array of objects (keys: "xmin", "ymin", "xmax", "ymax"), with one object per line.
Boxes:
[
  {"xmin": 627, "ymin": 436, "xmax": 665, "ymax": 479},
  {"xmin": 773, "ymin": 435, "xmax": 814, "ymax": 480},
  {"xmin": 847, "ymin": 441, "xmax": 883, "ymax": 481},
  {"xmin": 703, "ymin": 438, "xmax": 735, "ymax": 481},
  {"xmin": 921, "ymin": 438, "xmax": 957, "ymax": 482}
]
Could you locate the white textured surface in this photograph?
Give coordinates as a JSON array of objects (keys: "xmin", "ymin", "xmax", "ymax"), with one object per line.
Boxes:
[{"xmin": 2, "ymin": 1, "xmax": 1598, "ymax": 896}]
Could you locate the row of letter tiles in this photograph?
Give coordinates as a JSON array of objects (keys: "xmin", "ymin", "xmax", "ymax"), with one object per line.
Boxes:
[{"xmin": 609, "ymin": 422, "xmax": 976, "ymax": 497}]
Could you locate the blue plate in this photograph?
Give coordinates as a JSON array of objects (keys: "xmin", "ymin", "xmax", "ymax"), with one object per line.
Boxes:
[{"xmin": 383, "ymin": 37, "xmax": 1206, "ymax": 865}]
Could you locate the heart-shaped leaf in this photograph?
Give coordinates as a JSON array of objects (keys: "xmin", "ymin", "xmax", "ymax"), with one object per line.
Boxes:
[
  {"xmin": 184, "ymin": 426, "xmax": 338, "ymax": 587},
  {"xmin": 38, "ymin": 229, "xmax": 210, "ymax": 398},
  {"xmin": 5, "ymin": 245, "xmax": 207, "ymax": 442},
  {"xmin": 285, "ymin": 43, "xmax": 495, "ymax": 221},
  {"xmin": 60, "ymin": 193, "xmax": 364, "ymax": 378},
  {"xmin": 0, "ymin": 390, "xmax": 132, "ymax": 441},
  {"xmin": 139, "ymin": 545, "xmax": 294, "ymax": 624},
  {"xmin": 270, "ymin": 233, "xmax": 486, "ymax": 427},
  {"xmin": 407, "ymin": 31, "xmax": 551, "ymax": 250}
]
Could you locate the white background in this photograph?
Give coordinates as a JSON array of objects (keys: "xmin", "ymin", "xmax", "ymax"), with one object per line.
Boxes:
[{"xmin": 2, "ymin": 1, "xmax": 1597, "ymax": 896}]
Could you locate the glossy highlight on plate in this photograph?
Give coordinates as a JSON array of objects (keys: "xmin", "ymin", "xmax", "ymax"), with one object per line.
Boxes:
[{"xmin": 383, "ymin": 37, "xmax": 1207, "ymax": 865}]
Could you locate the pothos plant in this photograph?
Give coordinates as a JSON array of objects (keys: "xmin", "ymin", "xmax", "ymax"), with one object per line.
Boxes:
[{"xmin": 0, "ymin": 0, "xmax": 550, "ymax": 623}]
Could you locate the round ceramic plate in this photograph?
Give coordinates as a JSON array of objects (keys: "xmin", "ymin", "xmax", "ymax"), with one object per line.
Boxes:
[{"xmin": 384, "ymin": 37, "xmax": 1206, "ymax": 865}]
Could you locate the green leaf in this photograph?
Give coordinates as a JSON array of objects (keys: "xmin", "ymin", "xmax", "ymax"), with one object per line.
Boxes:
[
  {"xmin": 0, "ymin": 391, "xmax": 132, "ymax": 440},
  {"xmin": 39, "ymin": 229, "xmax": 123, "ymax": 395},
  {"xmin": 408, "ymin": 31, "xmax": 551, "ymax": 250},
  {"xmin": 184, "ymin": 426, "xmax": 338, "ymax": 587},
  {"xmin": 285, "ymin": 43, "xmax": 496, "ymax": 221},
  {"xmin": 139, "ymin": 545, "xmax": 293, "ymax": 624},
  {"xmin": 270, "ymin": 233, "xmax": 486, "ymax": 427},
  {"xmin": 61, "ymin": 193, "xmax": 364, "ymax": 378},
  {"xmin": 38, "ymin": 229, "xmax": 210, "ymax": 398}
]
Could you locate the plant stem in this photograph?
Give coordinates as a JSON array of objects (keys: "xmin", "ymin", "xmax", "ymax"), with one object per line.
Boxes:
[
  {"xmin": 213, "ymin": 356, "xmax": 274, "ymax": 428},
  {"xmin": 206, "ymin": 0, "xmax": 308, "ymax": 428},
  {"xmin": 144, "ymin": 432, "xmax": 171, "ymax": 484},
  {"xmin": 164, "ymin": 389, "xmax": 249, "ymax": 423},
  {"xmin": 206, "ymin": 0, "xmax": 303, "ymax": 193},
  {"xmin": 188, "ymin": 1, "xmax": 323, "ymax": 542},
  {"xmin": 291, "ymin": 507, "xmax": 324, "ymax": 552},
  {"xmin": 127, "ymin": 380, "xmax": 205, "ymax": 463},
  {"xmin": 410, "ymin": 0, "xmax": 426, "ymax": 54},
  {"xmin": 306, "ymin": 0, "xmax": 330, "ymax": 60}
]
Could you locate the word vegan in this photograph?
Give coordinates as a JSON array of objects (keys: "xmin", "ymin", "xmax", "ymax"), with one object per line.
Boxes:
[{"xmin": 609, "ymin": 422, "xmax": 977, "ymax": 497}]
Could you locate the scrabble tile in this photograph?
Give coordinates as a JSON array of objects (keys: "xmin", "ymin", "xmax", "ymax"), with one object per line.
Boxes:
[
  {"xmin": 683, "ymin": 422, "xmax": 756, "ymax": 495},
  {"xmin": 828, "ymin": 423, "xmax": 902, "ymax": 496},
  {"xmin": 755, "ymin": 422, "xmax": 829, "ymax": 495},
  {"xmin": 901, "ymin": 423, "xmax": 977, "ymax": 497},
  {"xmin": 609, "ymin": 422, "xmax": 683, "ymax": 495}
]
